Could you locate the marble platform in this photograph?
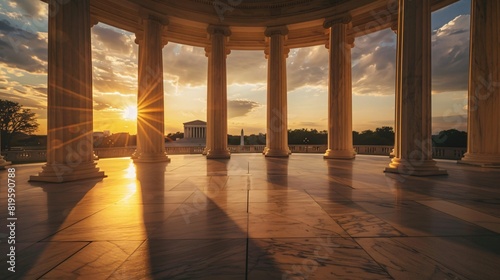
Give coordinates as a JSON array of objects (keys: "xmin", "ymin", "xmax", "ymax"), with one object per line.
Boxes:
[{"xmin": 0, "ymin": 154, "xmax": 499, "ymax": 279}]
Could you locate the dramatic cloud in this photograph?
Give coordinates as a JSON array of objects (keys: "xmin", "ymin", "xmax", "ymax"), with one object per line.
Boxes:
[
  {"xmin": 352, "ymin": 29, "xmax": 397, "ymax": 96},
  {"xmin": 0, "ymin": 19, "xmax": 47, "ymax": 73},
  {"xmin": 432, "ymin": 15, "xmax": 470, "ymax": 93},
  {"xmin": 91, "ymin": 24, "xmax": 138, "ymax": 97},
  {"xmin": 92, "ymin": 25, "xmax": 134, "ymax": 54},
  {"xmin": 228, "ymin": 99, "xmax": 260, "ymax": 118},
  {"xmin": 163, "ymin": 44, "xmax": 207, "ymax": 87},
  {"xmin": 287, "ymin": 46, "xmax": 328, "ymax": 91},
  {"xmin": 9, "ymin": 0, "xmax": 46, "ymax": 18},
  {"xmin": 227, "ymin": 50, "xmax": 267, "ymax": 85},
  {"xmin": 350, "ymin": 14, "xmax": 470, "ymax": 96},
  {"xmin": 93, "ymin": 91, "xmax": 135, "ymax": 112}
]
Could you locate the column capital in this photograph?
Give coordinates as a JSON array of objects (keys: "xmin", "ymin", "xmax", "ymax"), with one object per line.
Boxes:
[
  {"xmin": 205, "ymin": 45, "xmax": 231, "ymax": 56},
  {"xmin": 207, "ymin": 25, "xmax": 232, "ymax": 37},
  {"xmin": 323, "ymin": 14, "xmax": 352, "ymax": 29},
  {"xmin": 265, "ymin": 25, "xmax": 289, "ymax": 37},
  {"xmin": 264, "ymin": 47, "xmax": 290, "ymax": 59},
  {"xmin": 347, "ymin": 36, "xmax": 355, "ymax": 48},
  {"xmin": 138, "ymin": 9, "xmax": 169, "ymax": 27},
  {"xmin": 138, "ymin": 11, "xmax": 169, "ymax": 46},
  {"xmin": 204, "ymin": 46, "xmax": 211, "ymax": 57},
  {"xmin": 134, "ymin": 33, "xmax": 142, "ymax": 45},
  {"xmin": 90, "ymin": 16, "xmax": 99, "ymax": 28},
  {"xmin": 390, "ymin": 21, "xmax": 398, "ymax": 34}
]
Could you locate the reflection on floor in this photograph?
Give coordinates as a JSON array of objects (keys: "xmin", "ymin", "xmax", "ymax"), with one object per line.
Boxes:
[{"xmin": 1, "ymin": 154, "xmax": 499, "ymax": 279}]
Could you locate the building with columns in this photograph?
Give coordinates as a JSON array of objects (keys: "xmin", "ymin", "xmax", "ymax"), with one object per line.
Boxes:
[
  {"xmin": 183, "ymin": 120, "xmax": 207, "ymax": 140},
  {"xmin": 28, "ymin": 0, "xmax": 499, "ymax": 182}
]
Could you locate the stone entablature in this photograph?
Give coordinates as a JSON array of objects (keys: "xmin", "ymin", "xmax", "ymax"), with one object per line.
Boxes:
[{"xmin": 89, "ymin": 0, "xmax": 458, "ymax": 50}]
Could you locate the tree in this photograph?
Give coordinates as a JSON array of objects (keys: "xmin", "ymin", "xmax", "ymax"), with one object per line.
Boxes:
[
  {"xmin": 353, "ymin": 127, "xmax": 395, "ymax": 145},
  {"xmin": 0, "ymin": 99, "xmax": 39, "ymax": 150},
  {"xmin": 432, "ymin": 129, "xmax": 467, "ymax": 147}
]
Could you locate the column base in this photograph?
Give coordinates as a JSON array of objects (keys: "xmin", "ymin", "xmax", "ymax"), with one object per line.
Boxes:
[
  {"xmin": 30, "ymin": 161, "xmax": 106, "ymax": 183},
  {"xmin": 384, "ymin": 158, "xmax": 447, "ymax": 176},
  {"xmin": 202, "ymin": 147, "xmax": 208, "ymax": 156},
  {"xmin": 206, "ymin": 149, "xmax": 231, "ymax": 159},
  {"xmin": 265, "ymin": 148, "xmax": 290, "ymax": 158},
  {"xmin": 262, "ymin": 147, "xmax": 269, "ymax": 155},
  {"xmin": 133, "ymin": 151, "xmax": 171, "ymax": 163},
  {"xmin": 324, "ymin": 149, "xmax": 356, "ymax": 159},
  {"xmin": 459, "ymin": 153, "xmax": 500, "ymax": 167},
  {"xmin": 389, "ymin": 149, "xmax": 396, "ymax": 158}
]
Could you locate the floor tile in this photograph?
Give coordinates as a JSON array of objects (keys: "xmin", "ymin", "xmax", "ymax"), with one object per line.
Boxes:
[
  {"xmin": 248, "ymin": 237, "xmax": 391, "ymax": 279},
  {"xmin": 109, "ymin": 239, "xmax": 246, "ymax": 279},
  {"xmin": 41, "ymin": 241, "xmax": 143, "ymax": 279},
  {"xmin": 417, "ymin": 200, "xmax": 500, "ymax": 233},
  {"xmin": 248, "ymin": 202, "xmax": 348, "ymax": 238}
]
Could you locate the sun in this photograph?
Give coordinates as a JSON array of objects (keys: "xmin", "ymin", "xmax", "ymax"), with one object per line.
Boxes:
[{"xmin": 122, "ymin": 106, "xmax": 137, "ymax": 121}]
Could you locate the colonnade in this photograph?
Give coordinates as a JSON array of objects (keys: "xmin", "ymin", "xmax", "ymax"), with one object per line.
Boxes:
[
  {"xmin": 185, "ymin": 126, "xmax": 206, "ymax": 139},
  {"xmin": 30, "ymin": 0, "xmax": 500, "ymax": 182}
]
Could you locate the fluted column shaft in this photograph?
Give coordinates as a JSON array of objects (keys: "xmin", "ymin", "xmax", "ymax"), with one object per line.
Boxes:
[
  {"xmin": 31, "ymin": 0, "xmax": 104, "ymax": 182},
  {"xmin": 265, "ymin": 26, "xmax": 290, "ymax": 157},
  {"xmin": 461, "ymin": 0, "xmax": 500, "ymax": 167},
  {"xmin": 385, "ymin": 0, "xmax": 446, "ymax": 176},
  {"xmin": 323, "ymin": 16, "xmax": 355, "ymax": 159},
  {"xmin": 133, "ymin": 16, "xmax": 170, "ymax": 163},
  {"xmin": 206, "ymin": 26, "xmax": 231, "ymax": 159},
  {"xmin": 205, "ymin": 54, "xmax": 212, "ymax": 157}
]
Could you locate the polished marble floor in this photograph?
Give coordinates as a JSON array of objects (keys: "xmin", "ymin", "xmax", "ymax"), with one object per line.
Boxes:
[{"xmin": 0, "ymin": 154, "xmax": 499, "ymax": 279}]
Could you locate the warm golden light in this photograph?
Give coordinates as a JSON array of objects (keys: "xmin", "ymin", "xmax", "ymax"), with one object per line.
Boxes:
[{"xmin": 123, "ymin": 106, "xmax": 138, "ymax": 120}]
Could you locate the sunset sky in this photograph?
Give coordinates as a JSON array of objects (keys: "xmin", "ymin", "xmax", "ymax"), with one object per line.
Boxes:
[{"xmin": 0, "ymin": 0, "xmax": 471, "ymax": 136}]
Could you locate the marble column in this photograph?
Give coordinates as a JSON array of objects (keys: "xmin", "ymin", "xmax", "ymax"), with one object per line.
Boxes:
[
  {"xmin": 206, "ymin": 25, "xmax": 231, "ymax": 159},
  {"xmin": 133, "ymin": 15, "xmax": 170, "ymax": 163},
  {"xmin": 203, "ymin": 47, "xmax": 212, "ymax": 156},
  {"xmin": 323, "ymin": 15, "xmax": 356, "ymax": 159},
  {"xmin": 264, "ymin": 26, "xmax": 290, "ymax": 158},
  {"xmin": 390, "ymin": 22, "xmax": 399, "ymax": 159},
  {"xmin": 460, "ymin": 0, "xmax": 500, "ymax": 167},
  {"xmin": 385, "ymin": 0, "xmax": 447, "ymax": 176},
  {"xmin": 31, "ymin": 0, "xmax": 104, "ymax": 183}
]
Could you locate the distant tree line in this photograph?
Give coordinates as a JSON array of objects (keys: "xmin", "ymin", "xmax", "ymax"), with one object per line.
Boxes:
[
  {"xmin": 228, "ymin": 127, "xmax": 468, "ymax": 147},
  {"xmin": 0, "ymin": 99, "xmax": 468, "ymax": 150}
]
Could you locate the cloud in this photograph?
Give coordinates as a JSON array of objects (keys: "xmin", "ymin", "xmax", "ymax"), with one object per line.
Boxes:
[
  {"xmin": 93, "ymin": 91, "xmax": 136, "ymax": 112},
  {"xmin": 10, "ymin": 0, "xmax": 46, "ymax": 18},
  {"xmin": 228, "ymin": 99, "xmax": 260, "ymax": 118},
  {"xmin": 90, "ymin": 24, "xmax": 138, "ymax": 95},
  {"xmin": 227, "ymin": 50, "xmax": 267, "ymax": 85},
  {"xmin": 432, "ymin": 15, "xmax": 470, "ymax": 93},
  {"xmin": 163, "ymin": 44, "xmax": 207, "ymax": 87},
  {"xmin": 92, "ymin": 25, "xmax": 133, "ymax": 54},
  {"xmin": 352, "ymin": 29, "xmax": 397, "ymax": 96},
  {"xmin": 350, "ymin": 14, "xmax": 470, "ymax": 96},
  {"xmin": 432, "ymin": 114, "xmax": 467, "ymax": 133},
  {"xmin": 0, "ymin": 19, "xmax": 47, "ymax": 73},
  {"xmin": 287, "ymin": 46, "xmax": 329, "ymax": 91}
]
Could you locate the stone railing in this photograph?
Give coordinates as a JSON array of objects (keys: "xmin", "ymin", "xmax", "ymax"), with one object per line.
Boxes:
[
  {"xmin": 1, "ymin": 150, "xmax": 47, "ymax": 163},
  {"xmin": 1, "ymin": 145, "xmax": 467, "ymax": 163}
]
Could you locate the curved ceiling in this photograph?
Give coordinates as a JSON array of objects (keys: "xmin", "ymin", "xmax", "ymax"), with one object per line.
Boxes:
[{"xmin": 89, "ymin": 0, "xmax": 459, "ymax": 50}]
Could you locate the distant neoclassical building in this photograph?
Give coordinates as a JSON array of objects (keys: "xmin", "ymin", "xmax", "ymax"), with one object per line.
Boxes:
[
  {"xmin": 183, "ymin": 120, "xmax": 207, "ymax": 140},
  {"xmin": 29, "ymin": 0, "xmax": 499, "ymax": 182},
  {"xmin": 165, "ymin": 120, "xmax": 207, "ymax": 147}
]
